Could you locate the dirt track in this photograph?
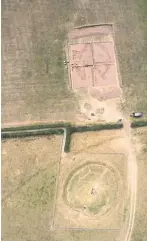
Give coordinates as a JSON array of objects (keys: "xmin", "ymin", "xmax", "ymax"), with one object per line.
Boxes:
[{"xmin": 120, "ymin": 119, "xmax": 138, "ymax": 241}]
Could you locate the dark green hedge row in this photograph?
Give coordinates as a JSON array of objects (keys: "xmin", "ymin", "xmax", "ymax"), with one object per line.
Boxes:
[
  {"xmin": 63, "ymin": 123, "xmax": 123, "ymax": 153},
  {"xmin": 1, "ymin": 122, "xmax": 71, "ymax": 132},
  {"xmin": 72, "ymin": 123, "xmax": 123, "ymax": 133},
  {"xmin": 131, "ymin": 121, "xmax": 147, "ymax": 128},
  {"xmin": 2, "ymin": 129, "xmax": 64, "ymax": 139},
  {"xmin": 64, "ymin": 127, "xmax": 73, "ymax": 153},
  {"xmin": 2, "ymin": 122, "xmax": 123, "ymax": 133}
]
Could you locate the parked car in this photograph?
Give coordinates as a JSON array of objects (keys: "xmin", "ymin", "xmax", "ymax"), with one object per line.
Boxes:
[{"xmin": 130, "ymin": 112, "xmax": 143, "ymax": 118}]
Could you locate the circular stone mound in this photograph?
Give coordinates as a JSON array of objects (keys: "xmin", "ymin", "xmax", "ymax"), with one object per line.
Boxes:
[{"xmin": 64, "ymin": 163, "xmax": 119, "ymax": 217}]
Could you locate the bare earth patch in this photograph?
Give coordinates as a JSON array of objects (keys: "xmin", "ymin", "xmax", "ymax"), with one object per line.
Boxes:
[
  {"xmin": 68, "ymin": 25, "xmax": 120, "ymax": 91},
  {"xmin": 65, "ymin": 25, "xmax": 123, "ymax": 124}
]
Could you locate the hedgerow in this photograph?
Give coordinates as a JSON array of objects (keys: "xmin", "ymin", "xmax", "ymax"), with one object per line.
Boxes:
[
  {"xmin": 1, "ymin": 129, "xmax": 64, "ymax": 139},
  {"xmin": 63, "ymin": 122, "xmax": 123, "ymax": 152},
  {"xmin": 1, "ymin": 122, "xmax": 71, "ymax": 132},
  {"xmin": 2, "ymin": 122, "xmax": 123, "ymax": 153},
  {"xmin": 131, "ymin": 121, "xmax": 147, "ymax": 128}
]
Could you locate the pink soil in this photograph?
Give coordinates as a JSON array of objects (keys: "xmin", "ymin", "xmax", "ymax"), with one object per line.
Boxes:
[
  {"xmin": 71, "ymin": 66, "xmax": 93, "ymax": 89},
  {"xmin": 68, "ymin": 25, "xmax": 112, "ymax": 39},
  {"xmin": 93, "ymin": 42, "xmax": 116, "ymax": 63},
  {"xmin": 70, "ymin": 43, "xmax": 93, "ymax": 66},
  {"xmin": 90, "ymin": 87, "xmax": 122, "ymax": 101},
  {"xmin": 102, "ymin": 87, "xmax": 121, "ymax": 99},
  {"xmin": 93, "ymin": 64, "xmax": 118, "ymax": 87},
  {"xmin": 68, "ymin": 25, "xmax": 121, "ymax": 96}
]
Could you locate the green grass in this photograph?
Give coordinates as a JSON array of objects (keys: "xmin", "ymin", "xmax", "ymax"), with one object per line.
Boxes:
[
  {"xmin": 88, "ymin": 199, "xmax": 106, "ymax": 215},
  {"xmin": 2, "ymin": 169, "xmax": 56, "ymax": 241},
  {"xmin": 2, "ymin": 1, "xmax": 76, "ymax": 124},
  {"xmin": 2, "ymin": 136, "xmax": 61, "ymax": 241}
]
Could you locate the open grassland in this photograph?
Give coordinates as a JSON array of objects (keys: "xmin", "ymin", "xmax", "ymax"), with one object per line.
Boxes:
[
  {"xmin": 2, "ymin": 0, "xmax": 147, "ymax": 125},
  {"xmin": 50, "ymin": 230, "xmax": 119, "ymax": 241},
  {"xmin": 2, "ymin": 136, "xmax": 62, "ymax": 241},
  {"xmin": 70, "ymin": 129, "xmax": 126, "ymax": 154},
  {"xmin": 132, "ymin": 127, "xmax": 147, "ymax": 241},
  {"xmin": 2, "ymin": 0, "xmax": 76, "ymax": 125}
]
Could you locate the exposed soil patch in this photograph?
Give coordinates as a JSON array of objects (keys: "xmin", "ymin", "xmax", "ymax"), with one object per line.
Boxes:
[{"xmin": 68, "ymin": 25, "xmax": 120, "ymax": 92}]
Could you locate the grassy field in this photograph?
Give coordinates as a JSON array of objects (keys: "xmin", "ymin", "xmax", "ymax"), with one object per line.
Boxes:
[
  {"xmin": 2, "ymin": 0, "xmax": 76, "ymax": 124},
  {"xmin": 50, "ymin": 230, "xmax": 119, "ymax": 241},
  {"xmin": 2, "ymin": 0, "xmax": 147, "ymax": 125},
  {"xmin": 2, "ymin": 136, "xmax": 62, "ymax": 241}
]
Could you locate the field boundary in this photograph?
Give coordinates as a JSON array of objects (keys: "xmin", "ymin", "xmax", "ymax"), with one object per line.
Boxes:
[
  {"xmin": 73, "ymin": 23, "xmax": 114, "ymax": 29},
  {"xmin": 64, "ymin": 123, "xmax": 123, "ymax": 152},
  {"xmin": 130, "ymin": 120, "xmax": 147, "ymax": 128},
  {"xmin": 1, "ymin": 128, "xmax": 64, "ymax": 139},
  {"xmin": 1, "ymin": 122, "xmax": 72, "ymax": 132},
  {"xmin": 2, "ymin": 121, "xmax": 146, "ymax": 153},
  {"xmin": 53, "ymin": 226, "xmax": 121, "ymax": 231},
  {"xmin": 1, "ymin": 122, "xmax": 123, "ymax": 152}
]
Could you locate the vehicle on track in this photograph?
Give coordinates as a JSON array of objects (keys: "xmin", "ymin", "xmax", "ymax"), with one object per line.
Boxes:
[{"xmin": 130, "ymin": 112, "xmax": 143, "ymax": 118}]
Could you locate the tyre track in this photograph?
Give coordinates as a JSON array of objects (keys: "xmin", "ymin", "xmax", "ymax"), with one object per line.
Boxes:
[{"xmin": 120, "ymin": 119, "xmax": 138, "ymax": 241}]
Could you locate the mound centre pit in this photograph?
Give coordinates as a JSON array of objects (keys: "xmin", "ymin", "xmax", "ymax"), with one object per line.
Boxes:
[
  {"xmin": 64, "ymin": 163, "xmax": 118, "ymax": 217},
  {"xmin": 53, "ymin": 153, "xmax": 126, "ymax": 229}
]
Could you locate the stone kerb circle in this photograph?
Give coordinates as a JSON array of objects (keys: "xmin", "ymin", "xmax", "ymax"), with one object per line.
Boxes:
[{"xmin": 63, "ymin": 162, "xmax": 121, "ymax": 217}]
